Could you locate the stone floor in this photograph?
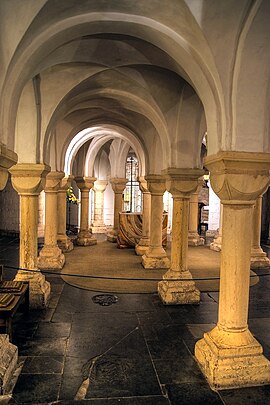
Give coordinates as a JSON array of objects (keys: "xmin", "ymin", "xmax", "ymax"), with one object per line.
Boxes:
[{"xmin": 0, "ymin": 235, "xmax": 270, "ymax": 404}]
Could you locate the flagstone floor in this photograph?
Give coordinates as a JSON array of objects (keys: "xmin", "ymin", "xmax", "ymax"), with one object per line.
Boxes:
[{"xmin": 0, "ymin": 235, "xmax": 270, "ymax": 404}]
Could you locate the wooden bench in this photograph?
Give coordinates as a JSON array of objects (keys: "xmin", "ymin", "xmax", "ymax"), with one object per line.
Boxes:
[{"xmin": 0, "ymin": 265, "xmax": 29, "ymax": 341}]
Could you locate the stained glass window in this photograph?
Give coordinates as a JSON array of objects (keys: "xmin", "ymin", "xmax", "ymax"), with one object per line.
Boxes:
[{"xmin": 123, "ymin": 153, "xmax": 142, "ymax": 212}]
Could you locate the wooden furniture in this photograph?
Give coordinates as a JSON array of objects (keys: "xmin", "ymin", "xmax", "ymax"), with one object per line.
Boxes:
[
  {"xmin": 117, "ymin": 212, "xmax": 168, "ymax": 248},
  {"xmin": 0, "ymin": 265, "xmax": 29, "ymax": 341}
]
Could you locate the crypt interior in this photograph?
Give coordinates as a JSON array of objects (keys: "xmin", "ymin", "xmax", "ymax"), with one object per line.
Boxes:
[{"xmin": 1, "ymin": 0, "xmax": 270, "ymax": 403}]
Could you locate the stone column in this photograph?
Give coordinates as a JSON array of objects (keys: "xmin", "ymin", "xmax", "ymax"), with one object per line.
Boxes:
[
  {"xmin": 37, "ymin": 171, "xmax": 65, "ymax": 270},
  {"xmin": 107, "ymin": 178, "xmax": 128, "ymax": 242},
  {"xmin": 158, "ymin": 168, "xmax": 204, "ymax": 304},
  {"xmin": 250, "ymin": 196, "xmax": 270, "ymax": 268},
  {"xmin": 188, "ymin": 178, "xmax": 204, "ymax": 246},
  {"xmin": 135, "ymin": 176, "xmax": 151, "ymax": 255},
  {"xmin": 195, "ymin": 151, "xmax": 270, "ymax": 390},
  {"xmin": 91, "ymin": 180, "xmax": 108, "ymax": 233},
  {"xmin": 142, "ymin": 175, "xmax": 170, "ymax": 269},
  {"xmin": 75, "ymin": 176, "xmax": 97, "ymax": 246},
  {"xmin": 0, "ymin": 146, "xmax": 18, "ymax": 394},
  {"xmin": 57, "ymin": 176, "xmax": 74, "ymax": 252},
  {"xmin": 210, "ymin": 202, "xmax": 223, "ymax": 251},
  {"xmin": 9, "ymin": 163, "xmax": 51, "ymax": 308}
]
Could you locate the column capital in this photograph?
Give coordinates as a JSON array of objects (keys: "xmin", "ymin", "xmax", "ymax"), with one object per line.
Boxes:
[
  {"xmin": 75, "ymin": 176, "xmax": 96, "ymax": 191},
  {"xmin": 163, "ymin": 168, "xmax": 205, "ymax": 198},
  {"xmin": 0, "ymin": 143, "xmax": 17, "ymax": 190},
  {"xmin": 94, "ymin": 179, "xmax": 108, "ymax": 193},
  {"xmin": 110, "ymin": 177, "xmax": 128, "ymax": 193},
  {"xmin": 137, "ymin": 176, "xmax": 149, "ymax": 193},
  {"xmin": 144, "ymin": 175, "xmax": 166, "ymax": 195},
  {"xmin": 44, "ymin": 171, "xmax": 65, "ymax": 192},
  {"xmin": 59, "ymin": 175, "xmax": 74, "ymax": 191},
  {"xmin": 9, "ymin": 163, "xmax": 51, "ymax": 195},
  {"xmin": 204, "ymin": 151, "xmax": 270, "ymax": 204}
]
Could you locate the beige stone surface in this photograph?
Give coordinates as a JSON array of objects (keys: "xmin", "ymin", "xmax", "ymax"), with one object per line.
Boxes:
[
  {"xmin": 195, "ymin": 151, "xmax": 270, "ymax": 389},
  {"xmin": 107, "ymin": 178, "xmax": 127, "ymax": 242},
  {"xmin": 57, "ymin": 176, "xmax": 74, "ymax": 253},
  {"xmin": 75, "ymin": 177, "xmax": 97, "ymax": 246},
  {"xmin": 142, "ymin": 175, "xmax": 169, "ymax": 269},
  {"xmin": 188, "ymin": 178, "xmax": 205, "ymax": 247},
  {"xmin": 158, "ymin": 169, "xmax": 204, "ymax": 304},
  {"xmin": 9, "ymin": 163, "xmax": 51, "ymax": 308},
  {"xmin": 250, "ymin": 196, "xmax": 270, "ymax": 268},
  {"xmin": 0, "ymin": 334, "xmax": 18, "ymax": 395},
  {"xmin": 92, "ymin": 180, "xmax": 108, "ymax": 233},
  {"xmin": 136, "ymin": 177, "xmax": 151, "ymax": 255},
  {"xmin": 38, "ymin": 171, "xmax": 65, "ymax": 270}
]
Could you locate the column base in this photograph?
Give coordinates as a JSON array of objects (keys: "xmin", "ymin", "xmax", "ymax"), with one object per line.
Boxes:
[
  {"xmin": 57, "ymin": 236, "xmax": 74, "ymax": 253},
  {"xmin": 15, "ymin": 270, "xmax": 51, "ymax": 308},
  {"xmin": 158, "ymin": 270, "xmax": 200, "ymax": 304},
  {"xmin": 77, "ymin": 231, "xmax": 97, "ymax": 246},
  {"xmin": 0, "ymin": 335, "xmax": 18, "ymax": 395},
  {"xmin": 37, "ymin": 246, "xmax": 65, "ymax": 270},
  {"xmin": 195, "ymin": 326, "xmax": 270, "ymax": 390},
  {"xmin": 188, "ymin": 232, "xmax": 205, "ymax": 247},
  {"xmin": 210, "ymin": 236, "xmax": 222, "ymax": 252},
  {"xmin": 135, "ymin": 237, "xmax": 150, "ymax": 256},
  {"xmin": 107, "ymin": 230, "xmax": 117, "ymax": 243},
  {"xmin": 250, "ymin": 248, "xmax": 270, "ymax": 269},
  {"xmin": 91, "ymin": 225, "xmax": 107, "ymax": 234},
  {"xmin": 141, "ymin": 247, "xmax": 170, "ymax": 269},
  {"xmin": 135, "ymin": 244, "xmax": 149, "ymax": 256}
]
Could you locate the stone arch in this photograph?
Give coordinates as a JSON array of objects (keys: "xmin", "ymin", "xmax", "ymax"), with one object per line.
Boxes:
[
  {"xmin": 63, "ymin": 125, "xmax": 146, "ymax": 177},
  {"xmin": 0, "ymin": 3, "xmax": 224, "ymax": 156}
]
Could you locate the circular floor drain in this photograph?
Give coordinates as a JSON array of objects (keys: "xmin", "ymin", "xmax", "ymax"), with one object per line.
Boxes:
[{"xmin": 92, "ymin": 294, "xmax": 118, "ymax": 306}]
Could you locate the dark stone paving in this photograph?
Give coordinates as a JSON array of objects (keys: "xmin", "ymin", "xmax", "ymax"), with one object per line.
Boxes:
[{"xmin": 1, "ymin": 236, "xmax": 270, "ymax": 404}]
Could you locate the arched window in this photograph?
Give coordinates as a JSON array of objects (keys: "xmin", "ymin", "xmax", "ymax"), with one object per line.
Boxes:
[{"xmin": 123, "ymin": 153, "xmax": 142, "ymax": 212}]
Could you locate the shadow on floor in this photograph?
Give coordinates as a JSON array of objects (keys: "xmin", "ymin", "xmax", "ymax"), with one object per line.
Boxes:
[{"xmin": 0, "ymin": 235, "xmax": 270, "ymax": 404}]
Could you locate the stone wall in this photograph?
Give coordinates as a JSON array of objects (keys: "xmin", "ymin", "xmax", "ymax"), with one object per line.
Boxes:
[{"xmin": 0, "ymin": 176, "xmax": 19, "ymax": 235}]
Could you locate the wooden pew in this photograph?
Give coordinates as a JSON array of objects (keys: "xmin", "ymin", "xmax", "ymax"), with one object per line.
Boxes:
[{"xmin": 0, "ymin": 265, "xmax": 29, "ymax": 341}]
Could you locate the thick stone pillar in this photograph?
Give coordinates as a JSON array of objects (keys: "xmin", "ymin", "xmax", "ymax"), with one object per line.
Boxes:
[
  {"xmin": 135, "ymin": 176, "xmax": 151, "ymax": 255},
  {"xmin": 107, "ymin": 178, "xmax": 127, "ymax": 243},
  {"xmin": 141, "ymin": 175, "xmax": 170, "ymax": 269},
  {"xmin": 195, "ymin": 151, "xmax": 270, "ymax": 390},
  {"xmin": 250, "ymin": 196, "xmax": 270, "ymax": 268},
  {"xmin": 9, "ymin": 163, "xmax": 51, "ymax": 308},
  {"xmin": 57, "ymin": 176, "xmax": 74, "ymax": 252},
  {"xmin": 158, "ymin": 168, "xmax": 204, "ymax": 304},
  {"xmin": 91, "ymin": 180, "xmax": 108, "ymax": 233},
  {"xmin": 38, "ymin": 171, "xmax": 65, "ymax": 270},
  {"xmin": 75, "ymin": 177, "xmax": 97, "ymax": 246},
  {"xmin": 188, "ymin": 178, "xmax": 204, "ymax": 246},
  {"xmin": 0, "ymin": 146, "xmax": 18, "ymax": 394}
]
